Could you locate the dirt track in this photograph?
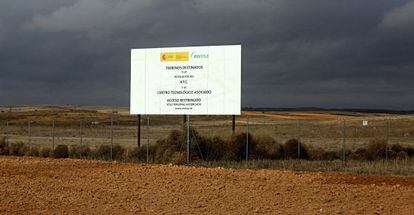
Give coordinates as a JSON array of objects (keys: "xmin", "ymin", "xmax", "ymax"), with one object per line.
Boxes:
[{"xmin": 0, "ymin": 157, "xmax": 413, "ymax": 214}]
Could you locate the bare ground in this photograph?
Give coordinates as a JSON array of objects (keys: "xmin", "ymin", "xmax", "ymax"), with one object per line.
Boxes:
[{"xmin": 0, "ymin": 157, "xmax": 413, "ymax": 214}]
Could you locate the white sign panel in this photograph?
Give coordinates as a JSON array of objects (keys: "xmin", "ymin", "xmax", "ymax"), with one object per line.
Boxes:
[
  {"xmin": 131, "ymin": 45, "xmax": 241, "ymax": 115},
  {"xmin": 363, "ymin": 120, "xmax": 368, "ymax": 126}
]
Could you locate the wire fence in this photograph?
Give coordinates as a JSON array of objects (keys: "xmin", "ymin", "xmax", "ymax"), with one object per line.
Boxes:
[{"xmin": 1, "ymin": 115, "xmax": 414, "ymax": 162}]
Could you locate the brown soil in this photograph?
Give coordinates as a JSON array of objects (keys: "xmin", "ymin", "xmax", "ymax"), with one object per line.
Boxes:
[{"xmin": 0, "ymin": 157, "xmax": 413, "ymax": 214}]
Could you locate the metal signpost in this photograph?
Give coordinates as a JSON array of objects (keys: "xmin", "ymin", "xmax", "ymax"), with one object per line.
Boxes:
[
  {"xmin": 137, "ymin": 115, "xmax": 141, "ymax": 148},
  {"xmin": 232, "ymin": 115, "xmax": 236, "ymax": 134}
]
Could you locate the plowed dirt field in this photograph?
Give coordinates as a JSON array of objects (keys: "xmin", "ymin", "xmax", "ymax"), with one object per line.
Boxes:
[{"xmin": 0, "ymin": 157, "xmax": 413, "ymax": 214}]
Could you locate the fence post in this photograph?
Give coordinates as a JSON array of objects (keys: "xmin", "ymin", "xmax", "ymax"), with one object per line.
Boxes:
[
  {"xmin": 146, "ymin": 115, "xmax": 150, "ymax": 163},
  {"xmin": 246, "ymin": 116, "xmax": 249, "ymax": 161},
  {"xmin": 186, "ymin": 115, "xmax": 190, "ymax": 164},
  {"xmin": 110, "ymin": 116, "xmax": 113, "ymax": 160},
  {"xmin": 28, "ymin": 120, "xmax": 31, "ymax": 149},
  {"xmin": 79, "ymin": 121, "xmax": 83, "ymax": 157},
  {"xmin": 52, "ymin": 120, "xmax": 55, "ymax": 150},
  {"xmin": 385, "ymin": 119, "xmax": 390, "ymax": 161},
  {"xmin": 5, "ymin": 120, "xmax": 8, "ymax": 145},
  {"xmin": 297, "ymin": 120, "xmax": 301, "ymax": 159},
  {"xmin": 342, "ymin": 120, "xmax": 346, "ymax": 161}
]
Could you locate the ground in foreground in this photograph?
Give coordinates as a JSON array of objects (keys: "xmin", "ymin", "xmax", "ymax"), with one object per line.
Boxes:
[{"xmin": 0, "ymin": 157, "xmax": 413, "ymax": 214}]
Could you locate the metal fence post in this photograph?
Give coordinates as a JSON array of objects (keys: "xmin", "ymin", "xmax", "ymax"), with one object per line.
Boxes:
[
  {"xmin": 80, "ymin": 121, "xmax": 83, "ymax": 157},
  {"xmin": 52, "ymin": 120, "xmax": 55, "ymax": 150},
  {"xmin": 385, "ymin": 119, "xmax": 390, "ymax": 161},
  {"xmin": 297, "ymin": 120, "xmax": 301, "ymax": 159},
  {"xmin": 342, "ymin": 120, "xmax": 346, "ymax": 161},
  {"xmin": 5, "ymin": 120, "xmax": 8, "ymax": 144},
  {"xmin": 246, "ymin": 116, "xmax": 249, "ymax": 161},
  {"xmin": 186, "ymin": 115, "xmax": 190, "ymax": 164},
  {"xmin": 28, "ymin": 120, "xmax": 31, "ymax": 149},
  {"xmin": 110, "ymin": 116, "xmax": 114, "ymax": 160}
]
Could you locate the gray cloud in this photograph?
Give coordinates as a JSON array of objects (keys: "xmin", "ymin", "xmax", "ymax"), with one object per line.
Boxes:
[
  {"xmin": 380, "ymin": 1, "xmax": 414, "ymax": 30},
  {"xmin": 1, "ymin": 0, "xmax": 414, "ymax": 109}
]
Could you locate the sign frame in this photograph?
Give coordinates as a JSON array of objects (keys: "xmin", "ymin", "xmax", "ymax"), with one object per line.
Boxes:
[{"xmin": 130, "ymin": 45, "xmax": 242, "ymax": 115}]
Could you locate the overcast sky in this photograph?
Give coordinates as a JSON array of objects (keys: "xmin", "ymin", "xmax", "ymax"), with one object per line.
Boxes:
[{"xmin": 1, "ymin": 0, "xmax": 414, "ymax": 109}]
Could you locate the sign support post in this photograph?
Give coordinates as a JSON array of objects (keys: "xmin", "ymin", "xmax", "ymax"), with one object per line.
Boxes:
[
  {"xmin": 232, "ymin": 115, "xmax": 236, "ymax": 134},
  {"xmin": 137, "ymin": 115, "xmax": 141, "ymax": 148}
]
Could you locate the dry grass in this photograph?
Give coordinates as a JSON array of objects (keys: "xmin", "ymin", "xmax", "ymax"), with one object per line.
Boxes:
[
  {"xmin": 198, "ymin": 159, "xmax": 414, "ymax": 176},
  {"xmin": 1, "ymin": 106, "xmax": 414, "ymax": 160}
]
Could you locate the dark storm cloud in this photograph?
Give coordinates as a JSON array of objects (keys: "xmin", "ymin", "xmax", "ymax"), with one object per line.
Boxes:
[{"xmin": 1, "ymin": 0, "xmax": 414, "ymax": 109}]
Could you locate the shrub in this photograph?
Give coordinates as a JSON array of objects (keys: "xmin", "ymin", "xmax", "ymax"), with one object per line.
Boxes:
[
  {"xmin": 40, "ymin": 147, "xmax": 52, "ymax": 158},
  {"xmin": 95, "ymin": 145, "xmax": 111, "ymax": 159},
  {"xmin": 53, "ymin": 145, "xmax": 69, "ymax": 158},
  {"xmin": 8, "ymin": 142, "xmax": 25, "ymax": 156},
  {"xmin": 23, "ymin": 146, "xmax": 39, "ymax": 157},
  {"xmin": 0, "ymin": 137, "xmax": 8, "ymax": 155},
  {"xmin": 254, "ymin": 135, "xmax": 282, "ymax": 159},
  {"xmin": 199, "ymin": 136, "xmax": 228, "ymax": 161},
  {"xmin": 349, "ymin": 148, "xmax": 368, "ymax": 160},
  {"xmin": 112, "ymin": 145, "xmax": 126, "ymax": 160},
  {"xmin": 164, "ymin": 129, "xmax": 184, "ymax": 150},
  {"xmin": 392, "ymin": 145, "xmax": 414, "ymax": 157},
  {"xmin": 404, "ymin": 147, "xmax": 414, "ymax": 157},
  {"xmin": 153, "ymin": 128, "xmax": 231, "ymax": 163},
  {"xmin": 150, "ymin": 129, "xmax": 187, "ymax": 163},
  {"xmin": 69, "ymin": 144, "xmax": 92, "ymax": 158},
  {"xmin": 390, "ymin": 144, "xmax": 404, "ymax": 153},
  {"xmin": 128, "ymin": 147, "xmax": 146, "ymax": 161},
  {"xmin": 170, "ymin": 152, "xmax": 186, "ymax": 165},
  {"xmin": 95, "ymin": 145, "xmax": 125, "ymax": 160},
  {"xmin": 283, "ymin": 139, "xmax": 308, "ymax": 159},
  {"xmin": 228, "ymin": 133, "xmax": 255, "ymax": 161},
  {"xmin": 396, "ymin": 151, "xmax": 408, "ymax": 160},
  {"xmin": 308, "ymin": 147, "xmax": 340, "ymax": 160},
  {"xmin": 366, "ymin": 139, "xmax": 387, "ymax": 160}
]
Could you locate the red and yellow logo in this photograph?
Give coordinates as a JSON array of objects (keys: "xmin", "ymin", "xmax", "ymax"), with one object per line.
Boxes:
[{"xmin": 160, "ymin": 52, "xmax": 189, "ymax": 62}]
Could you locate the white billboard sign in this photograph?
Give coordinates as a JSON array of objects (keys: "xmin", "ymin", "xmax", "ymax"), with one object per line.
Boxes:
[{"xmin": 131, "ymin": 45, "xmax": 241, "ymax": 115}]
